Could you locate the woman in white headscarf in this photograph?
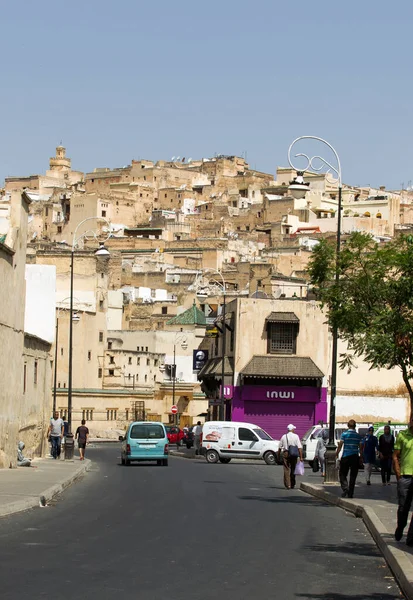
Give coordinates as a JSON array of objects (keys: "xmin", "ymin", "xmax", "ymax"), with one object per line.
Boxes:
[{"xmin": 315, "ymin": 429, "xmax": 329, "ymax": 477}]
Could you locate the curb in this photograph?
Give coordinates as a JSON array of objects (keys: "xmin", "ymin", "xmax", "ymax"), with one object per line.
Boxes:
[
  {"xmin": 301, "ymin": 482, "xmax": 413, "ymax": 600},
  {"xmin": 169, "ymin": 451, "xmax": 204, "ymax": 460},
  {"xmin": 0, "ymin": 459, "xmax": 91, "ymax": 518}
]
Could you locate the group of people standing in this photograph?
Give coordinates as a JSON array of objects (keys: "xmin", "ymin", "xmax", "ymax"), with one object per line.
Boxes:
[{"xmin": 47, "ymin": 411, "xmax": 89, "ymax": 460}]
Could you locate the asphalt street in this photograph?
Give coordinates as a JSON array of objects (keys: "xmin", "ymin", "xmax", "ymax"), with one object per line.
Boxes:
[{"xmin": 0, "ymin": 445, "xmax": 403, "ymax": 600}]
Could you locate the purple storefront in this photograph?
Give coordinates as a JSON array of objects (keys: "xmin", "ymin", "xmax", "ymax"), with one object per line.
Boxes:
[
  {"xmin": 228, "ymin": 355, "xmax": 327, "ymax": 440},
  {"xmin": 231, "ymin": 385, "xmax": 327, "ymax": 440}
]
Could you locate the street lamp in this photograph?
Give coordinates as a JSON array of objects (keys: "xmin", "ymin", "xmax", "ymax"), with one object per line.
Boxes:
[
  {"xmin": 66, "ymin": 217, "xmax": 111, "ymax": 460},
  {"xmin": 192, "ymin": 268, "xmax": 227, "ymax": 421},
  {"xmin": 288, "ymin": 136, "xmax": 342, "ymax": 484},
  {"xmin": 53, "ymin": 297, "xmax": 83, "ymax": 414},
  {"xmin": 172, "ymin": 330, "xmax": 188, "ymax": 435}
]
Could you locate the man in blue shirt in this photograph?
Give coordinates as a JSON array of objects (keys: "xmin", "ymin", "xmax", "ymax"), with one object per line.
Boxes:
[
  {"xmin": 335, "ymin": 419, "xmax": 363, "ymax": 498},
  {"xmin": 362, "ymin": 426, "xmax": 379, "ymax": 485}
]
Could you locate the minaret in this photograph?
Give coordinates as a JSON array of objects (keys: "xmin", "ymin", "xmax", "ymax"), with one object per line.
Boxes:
[{"xmin": 49, "ymin": 145, "xmax": 71, "ymax": 172}]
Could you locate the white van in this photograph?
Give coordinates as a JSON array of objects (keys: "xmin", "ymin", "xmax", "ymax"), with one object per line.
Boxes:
[
  {"xmin": 202, "ymin": 421, "xmax": 280, "ymax": 465},
  {"xmin": 302, "ymin": 423, "xmax": 371, "ymax": 465}
]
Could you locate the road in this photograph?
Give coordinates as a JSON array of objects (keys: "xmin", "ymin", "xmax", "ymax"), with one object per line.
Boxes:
[{"xmin": 0, "ymin": 445, "xmax": 402, "ymax": 600}]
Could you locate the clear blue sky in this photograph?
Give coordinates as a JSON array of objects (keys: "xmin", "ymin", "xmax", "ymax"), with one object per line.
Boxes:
[{"xmin": 1, "ymin": 0, "xmax": 412, "ymax": 189}]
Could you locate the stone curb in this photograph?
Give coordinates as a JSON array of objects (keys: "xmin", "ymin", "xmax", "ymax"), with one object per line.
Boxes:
[
  {"xmin": 300, "ymin": 482, "xmax": 413, "ymax": 600},
  {"xmin": 169, "ymin": 451, "xmax": 204, "ymax": 460},
  {"xmin": 0, "ymin": 459, "xmax": 91, "ymax": 518}
]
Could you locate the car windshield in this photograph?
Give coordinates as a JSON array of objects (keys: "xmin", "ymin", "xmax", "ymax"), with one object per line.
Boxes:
[
  {"xmin": 253, "ymin": 428, "xmax": 272, "ymax": 441},
  {"xmin": 130, "ymin": 424, "xmax": 164, "ymax": 439},
  {"xmin": 302, "ymin": 427, "xmax": 315, "ymax": 441}
]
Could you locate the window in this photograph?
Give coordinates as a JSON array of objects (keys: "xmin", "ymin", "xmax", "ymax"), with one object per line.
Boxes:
[
  {"xmin": 145, "ymin": 346, "xmax": 148, "ymax": 352},
  {"xmin": 230, "ymin": 329, "xmax": 234, "ymax": 353},
  {"xmin": 60, "ymin": 410, "xmax": 67, "ymax": 420},
  {"xmin": 58, "ymin": 382, "xmax": 61, "ymax": 388},
  {"xmin": 128, "ymin": 357, "xmax": 132, "ymax": 365},
  {"xmin": 109, "ymin": 369, "xmax": 115, "ymax": 376},
  {"xmin": 101, "ymin": 272, "xmax": 104, "ymax": 279},
  {"xmin": 147, "ymin": 358, "xmax": 150, "ymax": 366},
  {"xmin": 137, "ymin": 357, "xmax": 140, "ymax": 365},
  {"xmin": 102, "ymin": 210, "xmax": 106, "ymax": 217},
  {"xmin": 98, "ymin": 368, "xmax": 103, "ymax": 378},
  {"xmin": 57, "ymin": 226, "xmax": 62, "ymax": 233},
  {"xmin": 82, "ymin": 409, "xmax": 94, "ymax": 421},
  {"xmin": 99, "ymin": 300, "xmax": 104, "ymax": 309},
  {"xmin": 165, "ymin": 193, "xmax": 167, "ymax": 198},
  {"xmin": 257, "ymin": 280, "xmax": 262, "ymax": 287},
  {"xmin": 45, "ymin": 223, "xmax": 48, "ymax": 231},
  {"xmin": 268, "ymin": 322, "xmax": 298, "ymax": 354},
  {"xmin": 34, "ymin": 361, "xmax": 38, "ymax": 385},
  {"xmin": 154, "ymin": 358, "xmax": 158, "ymax": 367},
  {"xmin": 246, "ymin": 225, "xmax": 250, "ymax": 231},
  {"xmin": 125, "ymin": 409, "xmax": 129, "ymax": 421},
  {"xmin": 88, "ymin": 351, "xmax": 91, "ymax": 361},
  {"xmin": 99, "ymin": 332, "xmax": 104, "ymax": 343},
  {"xmin": 109, "ymin": 356, "xmax": 115, "ymax": 364},
  {"xmin": 61, "ymin": 347, "xmax": 64, "ymax": 356},
  {"xmin": 107, "ymin": 409, "xmax": 117, "ymax": 421},
  {"xmin": 162, "ymin": 306, "xmax": 168, "ymax": 315},
  {"xmin": 45, "ymin": 208, "xmax": 49, "ymax": 217},
  {"xmin": 239, "ymin": 427, "xmax": 258, "ymax": 442},
  {"xmin": 23, "ymin": 364, "xmax": 26, "ymax": 394},
  {"xmin": 108, "ymin": 341, "xmax": 112, "ymax": 349},
  {"xmin": 130, "ymin": 424, "xmax": 164, "ymax": 439},
  {"xmin": 144, "ymin": 374, "xmax": 147, "ymax": 382}
]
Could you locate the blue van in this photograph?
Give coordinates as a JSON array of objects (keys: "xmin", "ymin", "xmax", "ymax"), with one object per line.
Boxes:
[{"xmin": 119, "ymin": 421, "xmax": 169, "ymax": 466}]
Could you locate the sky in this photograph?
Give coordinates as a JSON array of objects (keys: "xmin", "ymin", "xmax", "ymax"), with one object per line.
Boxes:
[{"xmin": 1, "ymin": 0, "xmax": 412, "ymax": 189}]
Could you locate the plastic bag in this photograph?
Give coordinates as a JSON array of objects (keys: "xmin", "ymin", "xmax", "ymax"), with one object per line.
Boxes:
[{"xmin": 294, "ymin": 460, "xmax": 305, "ymax": 476}]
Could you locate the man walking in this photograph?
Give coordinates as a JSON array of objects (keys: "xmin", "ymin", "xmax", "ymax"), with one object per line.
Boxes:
[
  {"xmin": 336, "ymin": 419, "xmax": 363, "ymax": 498},
  {"xmin": 379, "ymin": 424, "xmax": 394, "ymax": 486},
  {"xmin": 393, "ymin": 415, "xmax": 413, "ymax": 545},
  {"xmin": 75, "ymin": 419, "xmax": 89, "ymax": 460},
  {"xmin": 47, "ymin": 411, "xmax": 64, "ymax": 459},
  {"xmin": 193, "ymin": 421, "xmax": 203, "ymax": 455},
  {"xmin": 361, "ymin": 426, "xmax": 378, "ymax": 485},
  {"xmin": 278, "ymin": 424, "xmax": 303, "ymax": 490}
]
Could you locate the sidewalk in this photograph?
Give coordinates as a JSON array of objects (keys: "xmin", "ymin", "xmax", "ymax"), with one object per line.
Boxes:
[
  {"xmin": 301, "ymin": 469, "xmax": 413, "ymax": 600},
  {"xmin": 0, "ymin": 456, "xmax": 91, "ymax": 518},
  {"xmin": 169, "ymin": 446, "xmax": 204, "ymax": 460}
]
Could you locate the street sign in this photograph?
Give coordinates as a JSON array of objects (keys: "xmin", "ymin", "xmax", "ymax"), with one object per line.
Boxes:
[{"xmin": 171, "ymin": 405, "xmax": 178, "ymax": 414}]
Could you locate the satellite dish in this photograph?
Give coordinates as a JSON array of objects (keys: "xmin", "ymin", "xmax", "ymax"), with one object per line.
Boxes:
[
  {"xmin": 176, "ymin": 156, "xmax": 180, "ymax": 161},
  {"xmin": 187, "ymin": 158, "xmax": 192, "ymax": 163},
  {"xmin": 171, "ymin": 156, "xmax": 176, "ymax": 161},
  {"xmin": 251, "ymin": 291, "xmax": 268, "ymax": 299}
]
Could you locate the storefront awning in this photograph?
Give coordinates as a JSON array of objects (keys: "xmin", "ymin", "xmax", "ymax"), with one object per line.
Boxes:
[
  {"xmin": 198, "ymin": 356, "xmax": 233, "ymax": 379},
  {"xmin": 240, "ymin": 356, "xmax": 324, "ymax": 380}
]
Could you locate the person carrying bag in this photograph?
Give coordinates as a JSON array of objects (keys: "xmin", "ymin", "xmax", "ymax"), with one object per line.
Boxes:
[{"xmin": 278, "ymin": 424, "xmax": 303, "ymax": 489}]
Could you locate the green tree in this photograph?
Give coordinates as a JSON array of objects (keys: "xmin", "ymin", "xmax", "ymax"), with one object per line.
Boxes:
[{"xmin": 308, "ymin": 232, "xmax": 413, "ymax": 411}]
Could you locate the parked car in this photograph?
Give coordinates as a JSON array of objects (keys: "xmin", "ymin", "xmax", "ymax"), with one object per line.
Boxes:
[
  {"xmin": 302, "ymin": 423, "xmax": 371, "ymax": 467},
  {"xmin": 119, "ymin": 421, "xmax": 168, "ymax": 466},
  {"xmin": 164, "ymin": 425, "xmax": 184, "ymax": 446},
  {"xmin": 202, "ymin": 421, "xmax": 280, "ymax": 465}
]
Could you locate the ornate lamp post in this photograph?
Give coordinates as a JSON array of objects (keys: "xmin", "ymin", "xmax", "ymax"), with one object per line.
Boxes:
[
  {"xmin": 66, "ymin": 217, "xmax": 110, "ymax": 460},
  {"xmin": 172, "ymin": 330, "xmax": 188, "ymax": 434},
  {"xmin": 288, "ymin": 136, "xmax": 342, "ymax": 483}
]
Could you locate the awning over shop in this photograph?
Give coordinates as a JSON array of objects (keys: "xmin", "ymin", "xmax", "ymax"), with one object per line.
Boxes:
[
  {"xmin": 240, "ymin": 355, "xmax": 324, "ymax": 380},
  {"xmin": 198, "ymin": 356, "xmax": 234, "ymax": 379}
]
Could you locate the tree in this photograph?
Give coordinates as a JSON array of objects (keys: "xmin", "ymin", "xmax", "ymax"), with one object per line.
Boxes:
[{"xmin": 308, "ymin": 232, "xmax": 413, "ymax": 413}]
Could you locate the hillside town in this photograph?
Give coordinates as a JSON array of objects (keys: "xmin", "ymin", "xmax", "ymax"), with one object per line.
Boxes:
[{"xmin": 1, "ymin": 144, "xmax": 412, "ymax": 468}]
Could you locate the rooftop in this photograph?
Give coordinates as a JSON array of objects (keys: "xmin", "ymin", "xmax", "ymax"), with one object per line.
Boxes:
[{"xmin": 166, "ymin": 302, "xmax": 206, "ymax": 327}]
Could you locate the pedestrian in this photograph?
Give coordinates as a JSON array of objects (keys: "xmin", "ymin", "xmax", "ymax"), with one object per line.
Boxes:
[
  {"xmin": 278, "ymin": 424, "xmax": 303, "ymax": 490},
  {"xmin": 379, "ymin": 425, "xmax": 394, "ymax": 486},
  {"xmin": 193, "ymin": 421, "xmax": 203, "ymax": 455},
  {"xmin": 393, "ymin": 415, "xmax": 413, "ymax": 545},
  {"xmin": 362, "ymin": 426, "xmax": 379, "ymax": 485},
  {"xmin": 17, "ymin": 441, "xmax": 32, "ymax": 467},
  {"xmin": 75, "ymin": 419, "xmax": 89, "ymax": 460},
  {"xmin": 335, "ymin": 419, "xmax": 363, "ymax": 498},
  {"xmin": 315, "ymin": 429, "xmax": 329, "ymax": 477},
  {"xmin": 47, "ymin": 411, "xmax": 64, "ymax": 459},
  {"xmin": 62, "ymin": 414, "xmax": 69, "ymax": 449}
]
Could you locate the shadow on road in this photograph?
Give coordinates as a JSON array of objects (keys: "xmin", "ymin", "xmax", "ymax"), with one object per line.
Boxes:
[
  {"xmin": 302, "ymin": 541, "xmax": 382, "ymax": 558},
  {"xmin": 295, "ymin": 594, "xmax": 400, "ymax": 599},
  {"xmin": 238, "ymin": 494, "xmax": 327, "ymax": 507}
]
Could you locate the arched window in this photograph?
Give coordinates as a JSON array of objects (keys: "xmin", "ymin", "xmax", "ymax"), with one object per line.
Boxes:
[
  {"xmin": 363, "ymin": 211, "xmax": 371, "ymax": 217},
  {"xmin": 376, "ymin": 213, "xmax": 382, "ymax": 219}
]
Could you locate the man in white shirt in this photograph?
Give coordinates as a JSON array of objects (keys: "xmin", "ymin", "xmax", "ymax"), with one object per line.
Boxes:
[
  {"xmin": 278, "ymin": 424, "xmax": 303, "ymax": 489},
  {"xmin": 47, "ymin": 411, "xmax": 64, "ymax": 459},
  {"xmin": 193, "ymin": 421, "xmax": 203, "ymax": 455}
]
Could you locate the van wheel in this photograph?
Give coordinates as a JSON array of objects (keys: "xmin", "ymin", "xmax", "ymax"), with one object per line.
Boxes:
[
  {"xmin": 264, "ymin": 451, "xmax": 277, "ymax": 465},
  {"xmin": 205, "ymin": 449, "xmax": 219, "ymax": 464},
  {"xmin": 125, "ymin": 458, "xmax": 130, "ymax": 466},
  {"xmin": 220, "ymin": 458, "xmax": 231, "ymax": 464}
]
